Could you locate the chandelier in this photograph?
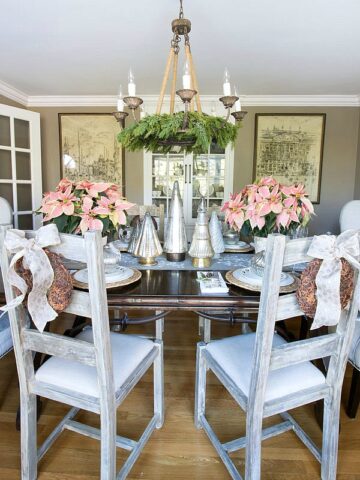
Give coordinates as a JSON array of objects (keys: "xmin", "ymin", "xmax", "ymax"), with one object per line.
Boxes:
[{"xmin": 113, "ymin": 0, "xmax": 247, "ymax": 153}]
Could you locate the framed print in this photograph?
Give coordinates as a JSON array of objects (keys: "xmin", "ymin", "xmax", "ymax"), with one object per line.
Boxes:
[
  {"xmin": 253, "ymin": 113, "xmax": 326, "ymax": 203},
  {"xmin": 59, "ymin": 113, "xmax": 125, "ymax": 192}
]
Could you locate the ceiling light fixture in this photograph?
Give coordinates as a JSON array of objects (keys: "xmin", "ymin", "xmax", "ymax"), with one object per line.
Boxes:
[{"xmin": 113, "ymin": 0, "xmax": 247, "ymax": 153}]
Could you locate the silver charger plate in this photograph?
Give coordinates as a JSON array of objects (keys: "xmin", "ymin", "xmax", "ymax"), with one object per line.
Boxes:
[
  {"xmin": 73, "ymin": 265, "xmax": 134, "ymax": 285},
  {"xmin": 226, "ymin": 267, "xmax": 299, "ymax": 293}
]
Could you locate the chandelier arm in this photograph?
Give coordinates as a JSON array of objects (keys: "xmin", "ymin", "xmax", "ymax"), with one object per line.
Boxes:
[
  {"xmin": 170, "ymin": 51, "xmax": 179, "ymax": 114},
  {"xmin": 224, "ymin": 107, "xmax": 231, "ymax": 123},
  {"xmin": 156, "ymin": 47, "xmax": 175, "ymax": 114},
  {"xmin": 185, "ymin": 44, "xmax": 202, "ymax": 114}
]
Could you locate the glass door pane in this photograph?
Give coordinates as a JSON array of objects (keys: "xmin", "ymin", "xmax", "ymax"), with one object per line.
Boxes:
[
  {"xmin": 191, "ymin": 144, "xmax": 226, "ymax": 219},
  {"xmin": 151, "ymin": 152, "xmax": 185, "ymax": 217},
  {"xmin": 0, "ymin": 115, "xmax": 11, "ymax": 146}
]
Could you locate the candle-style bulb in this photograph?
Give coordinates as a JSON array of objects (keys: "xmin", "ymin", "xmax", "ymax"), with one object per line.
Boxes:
[
  {"xmin": 234, "ymin": 86, "xmax": 241, "ymax": 111},
  {"xmin": 117, "ymin": 84, "xmax": 124, "ymax": 112},
  {"xmin": 128, "ymin": 68, "xmax": 136, "ymax": 96},
  {"xmin": 223, "ymin": 68, "xmax": 231, "ymax": 96},
  {"xmin": 182, "ymin": 60, "xmax": 191, "ymax": 89},
  {"xmin": 128, "ymin": 68, "xmax": 135, "ymax": 84},
  {"xmin": 140, "ymin": 105, "xmax": 146, "ymax": 119},
  {"xmin": 223, "ymin": 68, "xmax": 230, "ymax": 84}
]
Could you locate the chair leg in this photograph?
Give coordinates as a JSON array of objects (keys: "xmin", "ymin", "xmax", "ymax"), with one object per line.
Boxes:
[
  {"xmin": 321, "ymin": 392, "xmax": 341, "ymax": 480},
  {"xmin": 195, "ymin": 343, "xmax": 207, "ymax": 429},
  {"xmin": 245, "ymin": 412, "xmax": 263, "ymax": 480},
  {"xmin": 346, "ymin": 366, "xmax": 360, "ymax": 418},
  {"xmin": 154, "ymin": 341, "xmax": 164, "ymax": 428},
  {"xmin": 100, "ymin": 407, "xmax": 117, "ymax": 480},
  {"xmin": 20, "ymin": 392, "xmax": 37, "ymax": 480}
]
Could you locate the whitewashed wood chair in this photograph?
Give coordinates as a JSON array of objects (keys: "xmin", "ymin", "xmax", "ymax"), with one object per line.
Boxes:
[
  {"xmin": 339, "ymin": 200, "xmax": 360, "ymax": 418},
  {"xmin": 195, "ymin": 233, "xmax": 360, "ymax": 480},
  {"xmin": 0, "ymin": 198, "xmax": 13, "ymax": 357},
  {"xmin": 0, "ymin": 226, "xmax": 164, "ymax": 480}
]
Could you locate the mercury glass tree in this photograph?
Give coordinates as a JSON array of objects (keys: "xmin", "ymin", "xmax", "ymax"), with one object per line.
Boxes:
[
  {"xmin": 189, "ymin": 196, "xmax": 214, "ymax": 267},
  {"xmin": 209, "ymin": 210, "xmax": 225, "ymax": 258},
  {"xmin": 163, "ymin": 180, "xmax": 188, "ymax": 261}
]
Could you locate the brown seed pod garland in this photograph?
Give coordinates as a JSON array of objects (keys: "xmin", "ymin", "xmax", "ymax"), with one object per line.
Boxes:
[
  {"xmin": 296, "ymin": 258, "xmax": 354, "ymax": 318},
  {"xmin": 14, "ymin": 249, "xmax": 73, "ymax": 313}
]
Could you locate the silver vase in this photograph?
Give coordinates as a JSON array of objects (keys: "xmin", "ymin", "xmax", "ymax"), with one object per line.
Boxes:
[
  {"xmin": 133, "ymin": 212, "xmax": 163, "ymax": 265},
  {"xmin": 209, "ymin": 210, "xmax": 225, "ymax": 258},
  {"xmin": 250, "ymin": 236, "xmax": 267, "ymax": 276},
  {"xmin": 189, "ymin": 196, "xmax": 214, "ymax": 267},
  {"xmin": 163, "ymin": 180, "xmax": 188, "ymax": 262},
  {"xmin": 127, "ymin": 217, "xmax": 142, "ymax": 255}
]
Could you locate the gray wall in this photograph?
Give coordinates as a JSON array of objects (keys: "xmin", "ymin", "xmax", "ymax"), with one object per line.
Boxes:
[
  {"xmin": 1, "ymin": 95, "xmax": 360, "ymax": 234},
  {"xmin": 354, "ymin": 115, "xmax": 360, "ymax": 199}
]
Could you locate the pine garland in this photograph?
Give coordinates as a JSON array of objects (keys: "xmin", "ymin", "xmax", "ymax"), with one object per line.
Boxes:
[{"xmin": 117, "ymin": 112, "xmax": 240, "ymax": 154}]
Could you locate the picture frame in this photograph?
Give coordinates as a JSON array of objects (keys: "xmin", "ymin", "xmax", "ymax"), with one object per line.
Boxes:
[
  {"xmin": 253, "ymin": 113, "xmax": 326, "ymax": 203},
  {"xmin": 58, "ymin": 113, "xmax": 125, "ymax": 194}
]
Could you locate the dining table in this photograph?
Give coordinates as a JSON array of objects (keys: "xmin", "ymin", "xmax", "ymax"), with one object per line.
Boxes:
[{"xmin": 100, "ymin": 252, "xmax": 305, "ymax": 344}]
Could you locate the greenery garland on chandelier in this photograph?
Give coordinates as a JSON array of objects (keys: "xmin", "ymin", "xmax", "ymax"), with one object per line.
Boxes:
[{"xmin": 117, "ymin": 112, "xmax": 240, "ymax": 154}]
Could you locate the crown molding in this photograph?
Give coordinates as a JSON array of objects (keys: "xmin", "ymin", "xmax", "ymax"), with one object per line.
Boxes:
[
  {"xmin": 0, "ymin": 80, "xmax": 28, "ymax": 106},
  {"xmin": 26, "ymin": 93, "xmax": 360, "ymax": 108},
  {"xmin": 0, "ymin": 80, "xmax": 359, "ymax": 108}
]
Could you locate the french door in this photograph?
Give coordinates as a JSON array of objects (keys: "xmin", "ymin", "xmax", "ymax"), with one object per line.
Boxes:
[{"xmin": 0, "ymin": 104, "xmax": 42, "ymax": 229}]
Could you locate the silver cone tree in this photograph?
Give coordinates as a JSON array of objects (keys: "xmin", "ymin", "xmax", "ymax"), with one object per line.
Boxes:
[
  {"xmin": 209, "ymin": 210, "xmax": 225, "ymax": 258},
  {"xmin": 134, "ymin": 212, "xmax": 163, "ymax": 265},
  {"xmin": 164, "ymin": 180, "xmax": 188, "ymax": 261},
  {"xmin": 189, "ymin": 196, "xmax": 214, "ymax": 267}
]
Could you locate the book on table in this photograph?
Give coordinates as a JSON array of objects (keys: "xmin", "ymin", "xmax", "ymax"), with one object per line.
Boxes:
[{"xmin": 197, "ymin": 271, "xmax": 229, "ymax": 294}]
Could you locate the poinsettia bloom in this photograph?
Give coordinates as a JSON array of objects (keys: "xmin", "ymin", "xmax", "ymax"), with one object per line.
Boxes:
[
  {"xmin": 106, "ymin": 187, "xmax": 122, "ymax": 203},
  {"xmin": 93, "ymin": 197, "xmax": 135, "ymax": 227},
  {"xmin": 76, "ymin": 180, "xmax": 111, "ymax": 197},
  {"xmin": 258, "ymin": 176, "xmax": 277, "ymax": 187},
  {"xmin": 40, "ymin": 186, "xmax": 78, "ymax": 221},
  {"xmin": 78, "ymin": 196, "xmax": 104, "ymax": 234},
  {"xmin": 276, "ymin": 207, "xmax": 300, "ymax": 229},
  {"xmin": 243, "ymin": 184, "xmax": 258, "ymax": 204},
  {"xmin": 282, "ymin": 183, "xmax": 314, "ymax": 215},
  {"xmin": 56, "ymin": 178, "xmax": 74, "ymax": 192},
  {"xmin": 255, "ymin": 183, "xmax": 283, "ymax": 216},
  {"xmin": 245, "ymin": 204, "xmax": 266, "ymax": 230}
]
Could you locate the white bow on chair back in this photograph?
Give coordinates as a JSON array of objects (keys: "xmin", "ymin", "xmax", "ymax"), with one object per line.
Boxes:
[{"xmin": 307, "ymin": 230, "xmax": 360, "ymax": 330}]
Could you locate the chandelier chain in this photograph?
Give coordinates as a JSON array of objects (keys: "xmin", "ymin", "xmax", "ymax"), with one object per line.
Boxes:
[
  {"xmin": 179, "ymin": 0, "xmax": 184, "ymax": 18},
  {"xmin": 171, "ymin": 32, "xmax": 181, "ymax": 54}
]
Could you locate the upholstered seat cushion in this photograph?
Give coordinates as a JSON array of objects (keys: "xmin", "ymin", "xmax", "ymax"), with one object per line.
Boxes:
[
  {"xmin": 0, "ymin": 312, "xmax": 13, "ymax": 358},
  {"xmin": 35, "ymin": 328, "xmax": 155, "ymax": 398},
  {"xmin": 350, "ymin": 317, "xmax": 360, "ymax": 369},
  {"xmin": 206, "ymin": 332, "xmax": 325, "ymax": 403}
]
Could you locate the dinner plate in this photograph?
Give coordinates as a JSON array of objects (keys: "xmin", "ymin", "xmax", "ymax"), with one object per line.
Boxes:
[
  {"xmin": 73, "ymin": 265, "xmax": 134, "ymax": 285},
  {"xmin": 233, "ymin": 267, "xmax": 294, "ymax": 287},
  {"xmin": 224, "ymin": 241, "xmax": 248, "ymax": 249}
]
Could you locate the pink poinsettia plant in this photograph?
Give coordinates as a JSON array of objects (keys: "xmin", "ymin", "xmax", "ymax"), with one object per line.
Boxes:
[
  {"xmin": 221, "ymin": 176, "xmax": 314, "ymax": 238},
  {"xmin": 38, "ymin": 178, "xmax": 135, "ymax": 236}
]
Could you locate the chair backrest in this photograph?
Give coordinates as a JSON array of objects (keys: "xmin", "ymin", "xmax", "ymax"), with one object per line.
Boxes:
[
  {"xmin": 339, "ymin": 200, "xmax": 360, "ymax": 232},
  {"xmin": 249, "ymin": 234, "xmax": 360, "ymax": 413},
  {"xmin": 0, "ymin": 226, "xmax": 114, "ymax": 409},
  {"xmin": 0, "ymin": 197, "xmax": 12, "ymax": 225},
  {"xmin": 127, "ymin": 204, "xmax": 165, "ymax": 241},
  {"xmin": 0, "ymin": 199, "xmax": 13, "ymax": 294}
]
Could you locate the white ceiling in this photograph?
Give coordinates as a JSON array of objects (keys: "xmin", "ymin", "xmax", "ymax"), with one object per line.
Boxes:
[{"xmin": 1, "ymin": 0, "xmax": 360, "ymax": 97}]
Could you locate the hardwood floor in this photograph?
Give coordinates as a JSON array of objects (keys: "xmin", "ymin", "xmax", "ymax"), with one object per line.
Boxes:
[{"xmin": 0, "ymin": 313, "xmax": 359, "ymax": 479}]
